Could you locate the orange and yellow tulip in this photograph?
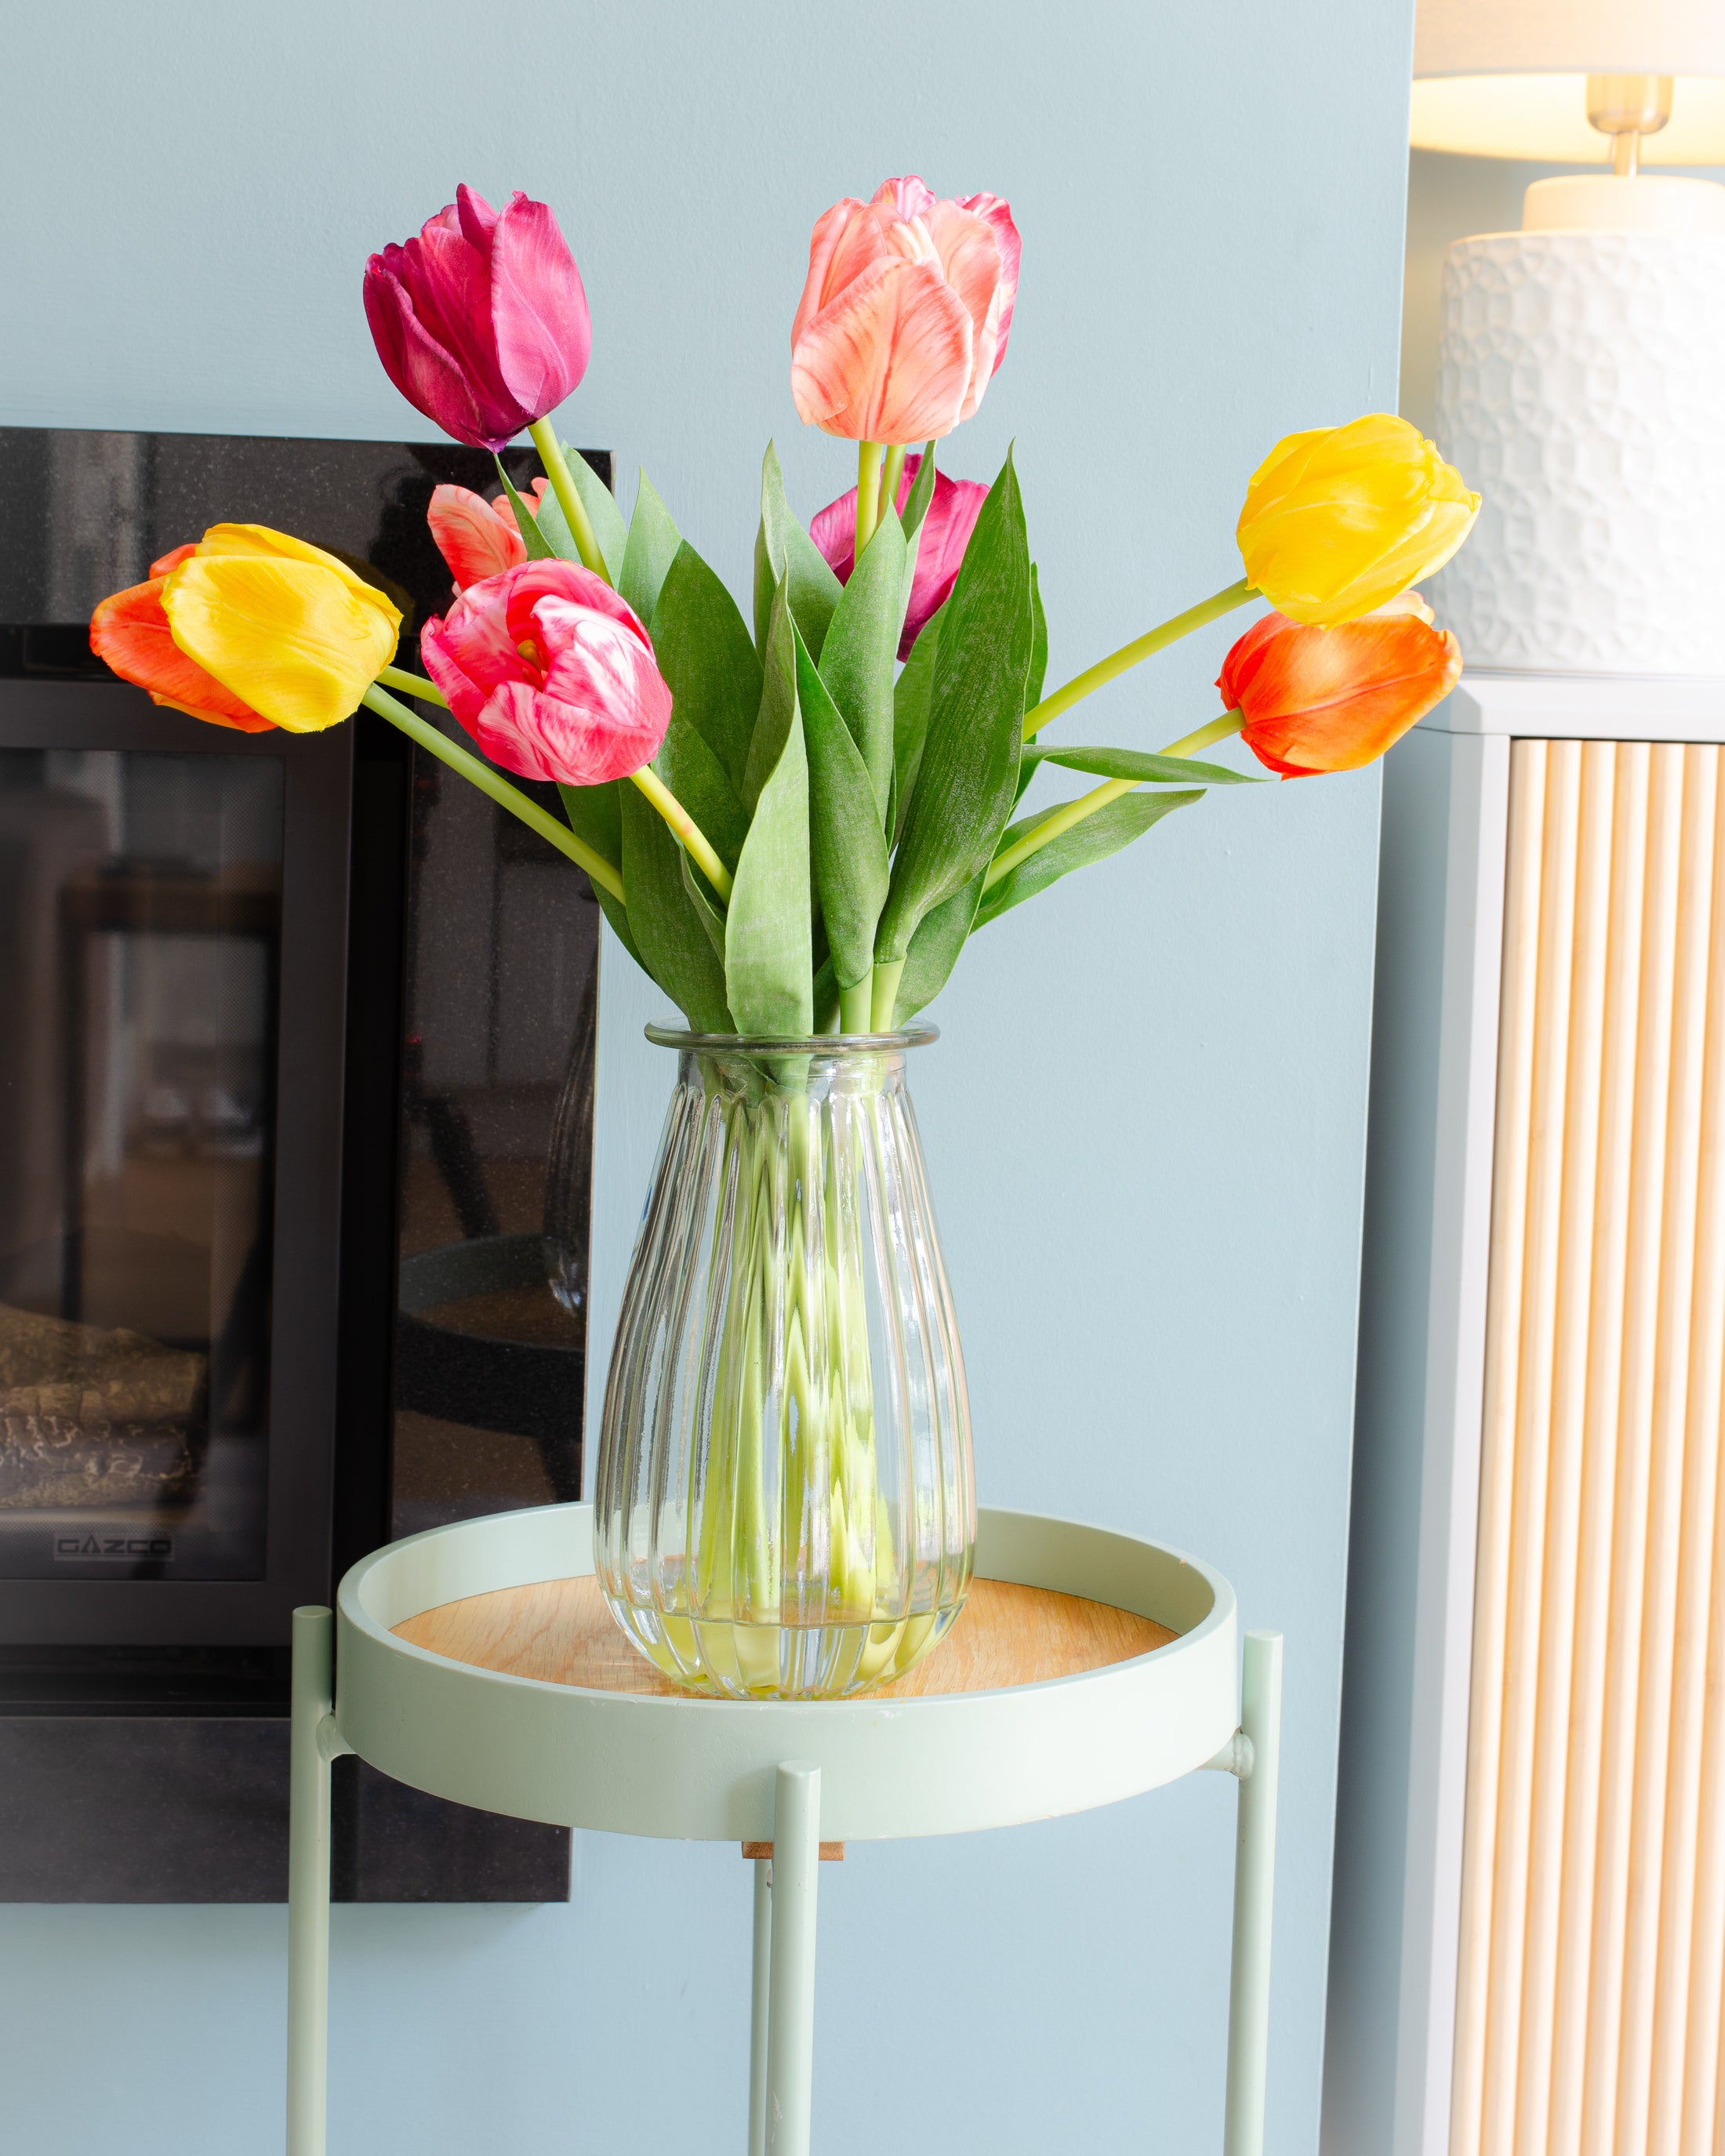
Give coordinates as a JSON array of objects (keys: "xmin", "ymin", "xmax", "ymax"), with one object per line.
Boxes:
[
  {"xmin": 1218, "ymin": 591, "xmax": 1462, "ymax": 778},
  {"xmin": 92, "ymin": 525, "xmax": 401, "ymax": 733}
]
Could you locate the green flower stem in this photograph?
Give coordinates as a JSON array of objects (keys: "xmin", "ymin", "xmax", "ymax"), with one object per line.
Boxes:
[
  {"xmin": 377, "ymin": 663, "xmax": 447, "ymax": 706},
  {"xmin": 1021, "ymin": 575, "xmax": 1256, "ymax": 740},
  {"xmin": 855, "ymin": 439, "xmax": 883, "ymax": 561},
  {"xmin": 630, "ymin": 766, "xmax": 734, "ymax": 902},
  {"xmin": 879, "ymin": 444, "xmax": 906, "ymax": 523},
  {"xmin": 361, "ymin": 684, "xmax": 626, "ymax": 904},
  {"xmin": 869, "ymin": 957, "xmax": 905, "ymax": 1032},
  {"xmin": 837, "ymin": 976, "xmax": 873, "ymax": 1034},
  {"xmin": 1161, "ymin": 709, "xmax": 1247, "ymax": 760},
  {"xmin": 986, "ymin": 708, "xmax": 1247, "ymax": 894},
  {"xmin": 527, "ymin": 418, "xmax": 611, "ymax": 583}
]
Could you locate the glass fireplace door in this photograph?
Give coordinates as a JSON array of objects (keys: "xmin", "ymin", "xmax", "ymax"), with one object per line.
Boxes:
[{"xmin": 0, "ymin": 747, "xmax": 283, "ymax": 1579}]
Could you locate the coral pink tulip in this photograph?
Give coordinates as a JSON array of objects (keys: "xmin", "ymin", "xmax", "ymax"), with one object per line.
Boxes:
[
  {"xmin": 810, "ymin": 453, "xmax": 987, "ymax": 658},
  {"xmin": 427, "ymin": 479, "xmax": 549, "ymax": 592},
  {"xmin": 420, "ymin": 559, "xmax": 671, "ymax": 786},
  {"xmin": 790, "ymin": 176, "xmax": 1020, "ymax": 444},
  {"xmin": 365, "ymin": 187, "xmax": 592, "ymax": 451},
  {"xmin": 1218, "ymin": 592, "xmax": 1462, "ymax": 778}
]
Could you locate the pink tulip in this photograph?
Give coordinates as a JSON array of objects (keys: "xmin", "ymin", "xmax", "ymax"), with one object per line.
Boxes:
[
  {"xmin": 810, "ymin": 454, "xmax": 987, "ymax": 658},
  {"xmin": 365, "ymin": 187, "xmax": 592, "ymax": 451},
  {"xmin": 427, "ymin": 479, "xmax": 550, "ymax": 593},
  {"xmin": 790, "ymin": 176, "xmax": 1020, "ymax": 444},
  {"xmin": 420, "ymin": 559, "xmax": 671, "ymax": 786}
]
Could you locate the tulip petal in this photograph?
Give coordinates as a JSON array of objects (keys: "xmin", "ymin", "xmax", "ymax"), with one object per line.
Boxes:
[
  {"xmin": 194, "ymin": 523, "xmax": 405, "ymax": 625},
  {"xmin": 957, "ymin": 192, "xmax": 1021, "ymax": 376},
  {"xmin": 488, "ymin": 191, "xmax": 592, "ymax": 419},
  {"xmin": 792, "ymin": 198, "xmax": 889, "ymax": 355},
  {"xmin": 792, "ymin": 257, "xmax": 974, "ymax": 444},
  {"xmin": 428, "ymin": 483, "xmax": 525, "ymax": 591},
  {"xmin": 923, "ymin": 201, "xmax": 1006, "ymax": 419},
  {"xmin": 873, "ymin": 176, "xmax": 937, "ymax": 221},
  {"xmin": 89, "ymin": 579, "xmax": 275, "ymax": 732},
  {"xmin": 364, "ymin": 258, "xmax": 503, "ymax": 449},
  {"xmin": 162, "ymin": 555, "xmax": 399, "ymax": 733}
]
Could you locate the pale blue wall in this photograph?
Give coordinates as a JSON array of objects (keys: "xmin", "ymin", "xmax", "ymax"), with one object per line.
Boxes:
[{"xmin": 0, "ymin": 4, "xmax": 1414, "ymax": 2149}]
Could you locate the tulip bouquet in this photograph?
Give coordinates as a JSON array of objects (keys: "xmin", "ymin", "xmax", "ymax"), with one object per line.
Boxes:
[{"xmin": 90, "ymin": 178, "xmax": 1478, "ymax": 1697}]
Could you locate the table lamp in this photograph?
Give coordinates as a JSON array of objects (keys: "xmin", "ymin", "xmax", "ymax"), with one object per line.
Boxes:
[{"xmin": 1413, "ymin": 0, "xmax": 1725, "ymax": 673}]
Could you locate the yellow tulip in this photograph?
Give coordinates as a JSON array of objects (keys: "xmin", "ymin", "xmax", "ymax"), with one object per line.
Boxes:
[
  {"xmin": 159, "ymin": 524, "xmax": 401, "ymax": 733},
  {"xmin": 1236, "ymin": 413, "xmax": 1479, "ymax": 629}
]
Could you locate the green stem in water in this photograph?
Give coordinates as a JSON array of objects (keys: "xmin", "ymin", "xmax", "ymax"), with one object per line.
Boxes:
[
  {"xmin": 986, "ymin": 708, "xmax": 1247, "ymax": 893},
  {"xmin": 361, "ymin": 684, "xmax": 625, "ymax": 904},
  {"xmin": 1021, "ymin": 576, "xmax": 1255, "ymax": 740},
  {"xmin": 878, "ymin": 444, "xmax": 906, "ymax": 525},
  {"xmin": 869, "ymin": 957, "xmax": 905, "ymax": 1033},
  {"xmin": 854, "ymin": 439, "xmax": 884, "ymax": 561},
  {"xmin": 630, "ymin": 765, "xmax": 734, "ymax": 902},
  {"xmin": 377, "ymin": 663, "xmax": 447, "ymax": 707},
  {"xmin": 526, "ymin": 418, "xmax": 610, "ymax": 583},
  {"xmin": 837, "ymin": 976, "xmax": 873, "ymax": 1034}
]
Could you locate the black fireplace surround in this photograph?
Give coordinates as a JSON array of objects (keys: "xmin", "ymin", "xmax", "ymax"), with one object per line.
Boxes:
[{"xmin": 0, "ymin": 426, "xmax": 605, "ymax": 1899}]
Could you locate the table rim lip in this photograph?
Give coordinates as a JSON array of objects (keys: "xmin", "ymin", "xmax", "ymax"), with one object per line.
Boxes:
[{"xmin": 334, "ymin": 1501, "xmax": 1237, "ymax": 1715}]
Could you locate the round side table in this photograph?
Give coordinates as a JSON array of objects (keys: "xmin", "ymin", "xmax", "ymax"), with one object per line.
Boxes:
[{"xmin": 287, "ymin": 1502, "xmax": 1283, "ymax": 2156}]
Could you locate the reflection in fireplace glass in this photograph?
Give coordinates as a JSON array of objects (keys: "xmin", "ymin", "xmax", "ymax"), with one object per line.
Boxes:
[{"xmin": 0, "ymin": 748, "xmax": 282, "ymax": 1579}]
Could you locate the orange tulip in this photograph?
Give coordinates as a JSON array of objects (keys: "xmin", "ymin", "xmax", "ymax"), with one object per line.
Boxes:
[
  {"xmin": 1217, "ymin": 592, "xmax": 1462, "ymax": 778},
  {"xmin": 790, "ymin": 176, "xmax": 1019, "ymax": 444},
  {"xmin": 89, "ymin": 546, "xmax": 274, "ymax": 732}
]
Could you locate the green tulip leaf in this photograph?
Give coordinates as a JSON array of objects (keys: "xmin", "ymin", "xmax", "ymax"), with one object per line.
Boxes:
[
  {"xmin": 619, "ymin": 780, "xmax": 734, "ymax": 1031},
  {"xmin": 656, "ymin": 709, "xmax": 750, "ymax": 874},
  {"xmin": 538, "ymin": 443, "xmax": 626, "ymax": 583},
  {"xmin": 975, "ymin": 789, "xmax": 1204, "ymax": 931},
  {"xmin": 556, "ymin": 779, "xmax": 640, "ymax": 964},
  {"xmin": 901, "ymin": 441, "xmax": 938, "ymax": 550},
  {"xmin": 619, "ymin": 472, "xmax": 681, "ymax": 627},
  {"xmin": 753, "ymin": 443, "xmax": 844, "ymax": 662},
  {"xmin": 650, "ymin": 543, "xmax": 764, "ymax": 798},
  {"xmin": 1021, "ymin": 745, "xmax": 1263, "ymax": 786},
  {"xmin": 726, "ymin": 582, "xmax": 813, "ymax": 1036},
  {"xmin": 679, "ymin": 850, "xmax": 728, "ymax": 965},
  {"xmin": 818, "ymin": 503, "xmax": 903, "ymax": 820},
  {"xmin": 495, "ymin": 459, "xmax": 557, "ymax": 561},
  {"xmin": 1026, "ymin": 561, "xmax": 1048, "ymax": 711},
  {"xmin": 876, "ymin": 448, "xmax": 1033, "ymax": 964},
  {"xmin": 811, "ymin": 953, "xmax": 840, "ymax": 1035},
  {"xmin": 891, "ymin": 601, "xmax": 942, "ymax": 846},
  {"xmin": 892, "ymin": 867, "xmax": 986, "ymax": 1025},
  {"xmin": 796, "ymin": 625, "xmax": 889, "ymax": 994}
]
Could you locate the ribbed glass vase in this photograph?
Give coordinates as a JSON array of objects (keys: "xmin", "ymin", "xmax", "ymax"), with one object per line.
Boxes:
[{"xmin": 593, "ymin": 1026, "xmax": 974, "ymax": 1700}]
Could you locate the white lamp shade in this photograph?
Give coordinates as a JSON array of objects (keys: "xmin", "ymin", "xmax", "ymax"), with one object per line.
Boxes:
[{"xmin": 1413, "ymin": 0, "xmax": 1725, "ymax": 162}]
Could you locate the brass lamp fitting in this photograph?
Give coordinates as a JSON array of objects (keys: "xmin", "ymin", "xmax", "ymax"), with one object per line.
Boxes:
[{"xmin": 1586, "ymin": 73, "xmax": 1676, "ymax": 176}]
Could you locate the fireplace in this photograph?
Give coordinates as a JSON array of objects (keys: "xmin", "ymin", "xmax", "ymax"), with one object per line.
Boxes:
[{"xmin": 0, "ymin": 426, "xmax": 601, "ymax": 1897}]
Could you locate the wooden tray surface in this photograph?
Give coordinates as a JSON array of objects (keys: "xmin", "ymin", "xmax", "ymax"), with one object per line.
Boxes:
[{"xmin": 393, "ymin": 1573, "xmax": 1175, "ymax": 1700}]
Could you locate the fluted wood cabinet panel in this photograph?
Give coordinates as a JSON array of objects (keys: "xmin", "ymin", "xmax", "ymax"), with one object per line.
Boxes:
[{"xmin": 1451, "ymin": 740, "xmax": 1725, "ymax": 2156}]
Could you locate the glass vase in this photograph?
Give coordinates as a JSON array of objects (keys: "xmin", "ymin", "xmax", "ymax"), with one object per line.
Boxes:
[{"xmin": 593, "ymin": 1026, "xmax": 974, "ymax": 1700}]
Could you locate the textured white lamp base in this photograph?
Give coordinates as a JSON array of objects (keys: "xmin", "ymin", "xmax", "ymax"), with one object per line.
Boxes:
[{"xmin": 1431, "ymin": 227, "xmax": 1725, "ymax": 675}]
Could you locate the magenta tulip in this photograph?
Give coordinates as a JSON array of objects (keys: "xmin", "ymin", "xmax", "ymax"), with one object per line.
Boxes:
[
  {"xmin": 790, "ymin": 176, "xmax": 1021, "ymax": 444},
  {"xmin": 810, "ymin": 453, "xmax": 987, "ymax": 657},
  {"xmin": 419, "ymin": 559, "xmax": 671, "ymax": 786},
  {"xmin": 364, "ymin": 187, "xmax": 592, "ymax": 452}
]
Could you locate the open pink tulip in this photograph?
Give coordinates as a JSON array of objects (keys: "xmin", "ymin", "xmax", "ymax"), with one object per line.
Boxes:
[
  {"xmin": 790, "ymin": 176, "xmax": 1020, "ymax": 444},
  {"xmin": 427, "ymin": 479, "xmax": 549, "ymax": 593},
  {"xmin": 420, "ymin": 559, "xmax": 671, "ymax": 786},
  {"xmin": 365, "ymin": 187, "xmax": 592, "ymax": 451},
  {"xmin": 810, "ymin": 454, "xmax": 987, "ymax": 658}
]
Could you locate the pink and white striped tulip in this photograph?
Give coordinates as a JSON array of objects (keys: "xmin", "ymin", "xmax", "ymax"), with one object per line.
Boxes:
[
  {"xmin": 790, "ymin": 176, "xmax": 1020, "ymax": 445},
  {"xmin": 420, "ymin": 559, "xmax": 671, "ymax": 787}
]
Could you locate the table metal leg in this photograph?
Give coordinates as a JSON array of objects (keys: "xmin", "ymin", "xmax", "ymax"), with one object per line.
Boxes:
[
  {"xmin": 1223, "ymin": 1629, "xmax": 1284, "ymax": 2156},
  {"xmin": 764, "ymin": 1761, "xmax": 822, "ymax": 2155},
  {"xmin": 288, "ymin": 1605, "xmax": 346, "ymax": 2156},
  {"xmin": 749, "ymin": 1854, "xmax": 772, "ymax": 2156}
]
